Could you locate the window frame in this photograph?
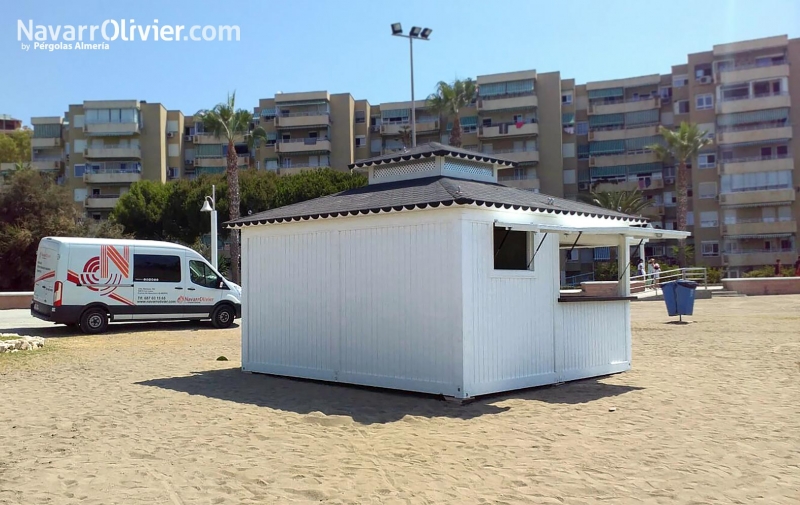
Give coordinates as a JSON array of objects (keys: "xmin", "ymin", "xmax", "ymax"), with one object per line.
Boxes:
[
  {"xmin": 133, "ymin": 254, "xmax": 182, "ymax": 283},
  {"xmin": 492, "ymin": 226, "xmax": 537, "ymax": 277},
  {"xmin": 355, "ymin": 135, "xmax": 366, "ymax": 148},
  {"xmin": 189, "ymin": 259, "xmax": 222, "ymax": 289},
  {"xmin": 695, "ymin": 93, "xmax": 714, "ymax": 110},
  {"xmin": 561, "ymin": 91, "xmax": 573, "ymax": 105},
  {"xmin": 698, "ymin": 153, "xmax": 716, "ymax": 169},
  {"xmin": 701, "ymin": 241, "xmax": 720, "ymax": 257}
]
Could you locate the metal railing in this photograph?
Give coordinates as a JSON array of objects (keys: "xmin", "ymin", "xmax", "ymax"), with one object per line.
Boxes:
[
  {"xmin": 277, "ymin": 137, "xmax": 330, "ymax": 144},
  {"xmin": 630, "ymin": 267, "xmax": 708, "ymax": 294},
  {"xmin": 562, "ymin": 271, "xmax": 595, "ymax": 288},
  {"xmin": 498, "ymin": 173, "xmax": 538, "ymax": 181},
  {"xmin": 724, "ymin": 248, "xmax": 795, "ymax": 255},
  {"xmin": 721, "ymin": 183, "xmax": 793, "ymax": 194},
  {"xmin": 276, "ymin": 110, "xmax": 329, "ymax": 117},
  {"xmin": 725, "ymin": 217, "xmax": 794, "ymax": 225},
  {"xmin": 719, "ymin": 90, "xmax": 789, "ymax": 102},
  {"xmin": 718, "ymin": 59, "xmax": 787, "ymax": 73},
  {"xmin": 721, "ymin": 153, "xmax": 791, "ymax": 164},
  {"xmin": 479, "ymin": 90, "xmax": 536, "ymax": 101},
  {"xmin": 492, "ymin": 147, "xmax": 539, "ymax": 154},
  {"xmin": 718, "ymin": 122, "xmax": 790, "ymax": 133},
  {"xmin": 590, "ymin": 95, "xmax": 658, "ymax": 106}
]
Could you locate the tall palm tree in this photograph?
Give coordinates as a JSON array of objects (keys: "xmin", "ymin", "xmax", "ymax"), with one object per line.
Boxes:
[
  {"xmin": 195, "ymin": 92, "xmax": 267, "ymax": 283},
  {"xmin": 426, "ymin": 78, "xmax": 477, "ymax": 148},
  {"xmin": 579, "ymin": 189, "xmax": 652, "ymax": 215},
  {"xmin": 649, "ymin": 122, "xmax": 711, "ymax": 266}
]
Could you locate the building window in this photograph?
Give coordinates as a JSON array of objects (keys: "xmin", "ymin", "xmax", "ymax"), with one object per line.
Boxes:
[
  {"xmin": 133, "ymin": 254, "xmax": 182, "ymax": 283},
  {"xmin": 575, "ymin": 121, "xmax": 588, "ymax": 136},
  {"xmin": 493, "ymin": 226, "xmax": 534, "ymax": 271},
  {"xmin": 594, "ymin": 247, "xmax": 611, "ymax": 261},
  {"xmin": 699, "ymin": 211, "xmax": 718, "ymax": 228},
  {"xmin": 74, "ymin": 164, "xmax": 86, "ymax": 177},
  {"xmin": 355, "ymin": 135, "xmax": 366, "ymax": 148},
  {"xmin": 699, "ymin": 182, "xmax": 717, "ymax": 199},
  {"xmin": 695, "ymin": 94, "xmax": 713, "ymax": 110},
  {"xmin": 562, "ymin": 143, "xmax": 575, "ymax": 158},
  {"xmin": 686, "ymin": 211, "xmax": 694, "ymax": 226},
  {"xmin": 701, "ymin": 241, "xmax": 719, "ymax": 257},
  {"xmin": 674, "ymin": 100, "xmax": 690, "ymax": 114},
  {"xmin": 561, "ymin": 91, "xmax": 573, "ymax": 104},
  {"xmin": 659, "ymin": 86, "xmax": 673, "ymax": 102},
  {"xmin": 355, "ymin": 111, "xmax": 366, "ymax": 124},
  {"xmin": 698, "ymin": 153, "xmax": 716, "ymax": 169},
  {"xmin": 673, "ymin": 75, "xmax": 688, "ymax": 87}
]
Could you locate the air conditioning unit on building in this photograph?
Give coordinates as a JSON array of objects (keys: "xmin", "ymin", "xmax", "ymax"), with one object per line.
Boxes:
[
  {"xmin": 588, "ymin": 157, "xmax": 596, "ymax": 167},
  {"xmin": 699, "ymin": 76, "xmax": 712, "ymax": 84},
  {"xmin": 184, "ymin": 135, "xmax": 192, "ymax": 141},
  {"xmin": 587, "ymin": 131, "xmax": 594, "ymax": 140},
  {"xmin": 578, "ymin": 182, "xmax": 590, "ymax": 190},
  {"xmin": 186, "ymin": 159, "xmax": 194, "ymax": 165},
  {"xmin": 33, "ymin": 149, "xmax": 41, "ymax": 155},
  {"xmin": 664, "ymin": 176, "xmax": 675, "ymax": 184},
  {"xmin": 167, "ymin": 132, "xmax": 174, "ymax": 138},
  {"xmin": 719, "ymin": 194, "xmax": 727, "ymax": 204}
]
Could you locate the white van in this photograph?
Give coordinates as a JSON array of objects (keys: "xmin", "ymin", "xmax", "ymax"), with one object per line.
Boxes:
[{"xmin": 31, "ymin": 237, "xmax": 242, "ymax": 333}]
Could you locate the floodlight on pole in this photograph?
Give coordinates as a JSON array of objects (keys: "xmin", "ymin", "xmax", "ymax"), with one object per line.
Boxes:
[
  {"xmin": 391, "ymin": 23, "xmax": 432, "ymax": 149},
  {"xmin": 200, "ymin": 185, "xmax": 218, "ymax": 271}
]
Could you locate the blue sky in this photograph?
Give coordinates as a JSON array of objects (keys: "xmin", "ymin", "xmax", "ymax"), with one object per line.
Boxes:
[{"xmin": 2, "ymin": 0, "xmax": 799, "ymax": 123}]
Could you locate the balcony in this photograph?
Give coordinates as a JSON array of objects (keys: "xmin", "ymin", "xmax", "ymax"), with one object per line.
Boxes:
[
  {"xmin": 722, "ymin": 250, "xmax": 796, "ymax": 267},
  {"xmin": 84, "ymin": 145, "xmax": 141, "ymax": 159},
  {"xmin": 717, "ymin": 124, "xmax": 792, "ymax": 145},
  {"xmin": 31, "ymin": 137, "xmax": 61, "ymax": 148},
  {"xmin": 716, "ymin": 61, "xmax": 790, "ymax": 86},
  {"xmin": 717, "ymin": 91, "xmax": 791, "ymax": 114},
  {"xmin": 193, "ymin": 133, "xmax": 246, "ymax": 144},
  {"xmin": 719, "ymin": 188, "xmax": 795, "ymax": 206},
  {"xmin": 492, "ymin": 148, "xmax": 539, "ymax": 164},
  {"xmin": 589, "ymin": 124, "xmax": 659, "ymax": 142},
  {"xmin": 477, "ymin": 92, "xmax": 538, "ymax": 113},
  {"xmin": 593, "ymin": 178, "xmax": 664, "ymax": 193},
  {"xmin": 275, "ymin": 112, "xmax": 330, "ymax": 129},
  {"xmin": 83, "ymin": 122, "xmax": 140, "ymax": 136},
  {"xmin": 29, "ymin": 159, "xmax": 63, "ymax": 171},
  {"xmin": 479, "ymin": 122, "xmax": 538, "ymax": 139},
  {"xmin": 719, "ymin": 154, "xmax": 794, "ymax": 175},
  {"xmin": 640, "ymin": 205, "xmax": 665, "ymax": 218},
  {"xmin": 589, "ymin": 97, "xmax": 660, "ymax": 115},
  {"xmin": 380, "ymin": 119, "xmax": 439, "ymax": 136},
  {"xmin": 84, "ymin": 169, "xmax": 142, "ymax": 184},
  {"xmin": 722, "ymin": 219, "xmax": 797, "ymax": 237},
  {"xmin": 195, "ymin": 156, "xmax": 249, "ymax": 167},
  {"xmin": 590, "ymin": 151, "xmax": 659, "ymax": 167},
  {"xmin": 498, "ymin": 172, "xmax": 539, "ymax": 191},
  {"xmin": 275, "ymin": 138, "xmax": 331, "ymax": 154},
  {"xmin": 277, "ymin": 164, "xmax": 331, "ymax": 176},
  {"xmin": 84, "ymin": 195, "xmax": 121, "ymax": 209}
]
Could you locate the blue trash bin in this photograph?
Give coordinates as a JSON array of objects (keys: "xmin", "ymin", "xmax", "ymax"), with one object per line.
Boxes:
[
  {"xmin": 661, "ymin": 280, "xmax": 679, "ymax": 316},
  {"xmin": 674, "ymin": 280, "xmax": 698, "ymax": 316}
]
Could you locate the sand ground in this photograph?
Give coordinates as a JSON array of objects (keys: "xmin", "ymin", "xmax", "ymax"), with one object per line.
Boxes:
[{"xmin": 1, "ymin": 296, "xmax": 799, "ymax": 504}]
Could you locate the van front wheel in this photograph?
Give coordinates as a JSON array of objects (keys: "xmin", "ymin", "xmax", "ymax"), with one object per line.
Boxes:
[
  {"xmin": 211, "ymin": 305, "xmax": 235, "ymax": 329},
  {"xmin": 80, "ymin": 308, "xmax": 109, "ymax": 334}
]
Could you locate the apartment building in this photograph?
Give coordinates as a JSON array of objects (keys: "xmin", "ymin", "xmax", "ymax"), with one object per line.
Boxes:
[
  {"xmin": 60, "ymin": 100, "xmax": 172, "ymax": 219},
  {"xmin": 0, "ymin": 114, "xmax": 22, "ymax": 133},
  {"xmin": 13, "ymin": 34, "xmax": 798, "ymax": 275}
]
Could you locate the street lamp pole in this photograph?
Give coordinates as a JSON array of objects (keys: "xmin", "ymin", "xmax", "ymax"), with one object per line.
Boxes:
[
  {"xmin": 201, "ymin": 185, "xmax": 218, "ymax": 271},
  {"xmin": 391, "ymin": 23, "xmax": 432, "ymax": 149}
]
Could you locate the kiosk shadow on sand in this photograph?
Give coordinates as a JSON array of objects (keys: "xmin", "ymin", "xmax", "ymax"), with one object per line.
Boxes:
[{"xmin": 137, "ymin": 368, "xmax": 643, "ymax": 425}]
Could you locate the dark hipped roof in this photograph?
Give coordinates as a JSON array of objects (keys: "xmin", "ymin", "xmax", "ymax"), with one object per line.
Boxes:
[
  {"xmin": 227, "ymin": 176, "xmax": 644, "ymax": 228},
  {"xmin": 349, "ymin": 142, "xmax": 516, "ymax": 168}
]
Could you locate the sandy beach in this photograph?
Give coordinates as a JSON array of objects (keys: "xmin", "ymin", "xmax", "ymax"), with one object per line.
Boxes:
[{"xmin": 2, "ymin": 295, "xmax": 799, "ymax": 504}]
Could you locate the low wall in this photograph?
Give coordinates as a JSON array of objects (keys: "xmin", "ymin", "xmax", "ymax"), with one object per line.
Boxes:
[
  {"xmin": 581, "ymin": 281, "xmax": 645, "ymax": 296},
  {"xmin": 0, "ymin": 292, "xmax": 33, "ymax": 310},
  {"xmin": 722, "ymin": 277, "xmax": 800, "ymax": 296}
]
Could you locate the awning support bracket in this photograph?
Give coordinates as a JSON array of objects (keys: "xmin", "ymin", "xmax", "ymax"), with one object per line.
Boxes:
[
  {"xmin": 619, "ymin": 238, "xmax": 645, "ymax": 281},
  {"xmin": 494, "ymin": 228, "xmax": 512, "ymax": 259},
  {"xmin": 567, "ymin": 232, "xmax": 583, "ymax": 257},
  {"xmin": 527, "ymin": 232, "xmax": 548, "ymax": 269}
]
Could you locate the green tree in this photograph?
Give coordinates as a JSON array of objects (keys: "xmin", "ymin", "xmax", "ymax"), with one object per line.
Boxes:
[
  {"xmin": 578, "ymin": 189, "xmax": 652, "ymax": 215},
  {"xmin": 398, "ymin": 125, "xmax": 412, "ymax": 148},
  {"xmin": 426, "ymin": 78, "xmax": 477, "ymax": 148},
  {"xmin": 650, "ymin": 122, "xmax": 711, "ymax": 266},
  {"xmin": 0, "ymin": 168, "xmax": 126, "ymax": 290},
  {"xmin": 110, "ymin": 180, "xmax": 173, "ymax": 240},
  {"xmin": 274, "ymin": 169, "xmax": 366, "ymax": 208},
  {"xmin": 0, "ymin": 129, "xmax": 32, "ymax": 163},
  {"xmin": 195, "ymin": 92, "xmax": 268, "ymax": 283}
]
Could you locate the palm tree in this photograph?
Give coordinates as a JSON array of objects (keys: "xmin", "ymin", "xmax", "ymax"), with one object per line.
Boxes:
[
  {"xmin": 398, "ymin": 125, "xmax": 412, "ymax": 149},
  {"xmin": 649, "ymin": 122, "xmax": 711, "ymax": 266},
  {"xmin": 195, "ymin": 92, "xmax": 267, "ymax": 283},
  {"xmin": 426, "ymin": 78, "xmax": 477, "ymax": 148},
  {"xmin": 579, "ymin": 189, "xmax": 652, "ymax": 215}
]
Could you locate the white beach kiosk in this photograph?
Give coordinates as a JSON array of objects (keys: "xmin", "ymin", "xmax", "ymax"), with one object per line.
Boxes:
[{"xmin": 229, "ymin": 143, "xmax": 689, "ymax": 400}]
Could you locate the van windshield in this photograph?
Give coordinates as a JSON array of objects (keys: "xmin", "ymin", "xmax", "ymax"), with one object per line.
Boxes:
[{"xmin": 189, "ymin": 260, "xmax": 221, "ymax": 288}]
